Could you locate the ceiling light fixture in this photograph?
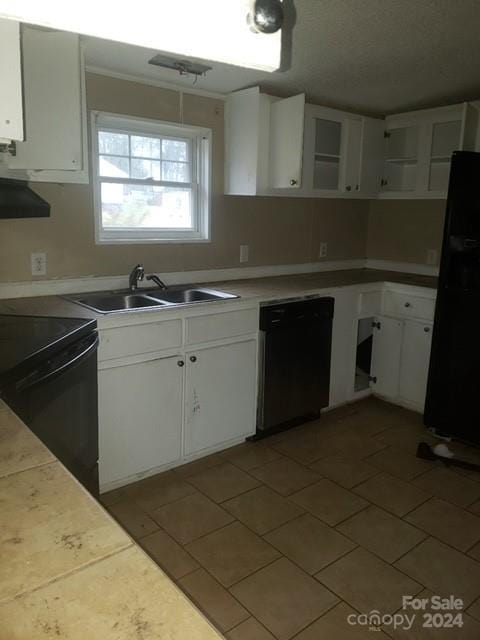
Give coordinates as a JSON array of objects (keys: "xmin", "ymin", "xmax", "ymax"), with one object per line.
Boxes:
[
  {"xmin": 0, "ymin": 0, "xmax": 283, "ymax": 72},
  {"xmin": 247, "ymin": 0, "xmax": 284, "ymax": 34}
]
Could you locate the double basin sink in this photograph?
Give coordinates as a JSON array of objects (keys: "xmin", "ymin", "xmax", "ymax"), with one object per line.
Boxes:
[{"xmin": 66, "ymin": 287, "xmax": 238, "ymax": 313}]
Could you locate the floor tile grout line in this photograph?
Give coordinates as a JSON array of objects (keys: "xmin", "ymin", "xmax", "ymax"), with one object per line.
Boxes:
[
  {"xmin": 465, "ymin": 537, "xmax": 480, "ymax": 555},
  {"xmin": 225, "ymin": 615, "xmax": 278, "ymax": 639},
  {"xmin": 226, "ymin": 555, "xmax": 343, "ymax": 639},
  {"xmin": 176, "ymin": 568, "xmax": 250, "ymax": 636},
  {"xmin": 286, "ymin": 599, "xmax": 358, "ymax": 640},
  {"xmin": 401, "ymin": 505, "xmax": 480, "ymax": 555},
  {"xmin": 0, "ymin": 458, "xmax": 56, "ymax": 481},
  {"xmin": 388, "ymin": 533, "xmax": 434, "ymax": 567},
  {"xmin": 135, "ymin": 523, "xmax": 203, "ymax": 577},
  {"xmin": 394, "ymin": 527, "xmax": 480, "ymax": 568},
  {"xmin": 330, "ymin": 503, "xmax": 372, "ymax": 528},
  {"xmin": 397, "ymin": 494, "xmax": 435, "ymax": 519},
  {"xmin": 0, "ymin": 541, "xmax": 134, "ymax": 607}
]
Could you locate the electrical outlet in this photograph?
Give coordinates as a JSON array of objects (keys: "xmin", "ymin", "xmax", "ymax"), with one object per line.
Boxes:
[
  {"xmin": 240, "ymin": 244, "xmax": 249, "ymax": 263},
  {"xmin": 319, "ymin": 242, "xmax": 328, "ymax": 259},
  {"xmin": 427, "ymin": 249, "xmax": 438, "ymax": 265},
  {"xmin": 31, "ymin": 252, "xmax": 47, "ymax": 276}
]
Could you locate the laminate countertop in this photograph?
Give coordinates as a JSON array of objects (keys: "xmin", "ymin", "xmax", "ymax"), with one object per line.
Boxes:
[
  {"xmin": 0, "ymin": 401, "xmax": 223, "ymax": 640},
  {"xmin": 0, "ymin": 269, "xmax": 437, "ymax": 320}
]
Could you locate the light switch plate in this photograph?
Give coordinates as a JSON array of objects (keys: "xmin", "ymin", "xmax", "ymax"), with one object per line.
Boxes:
[{"xmin": 240, "ymin": 244, "xmax": 249, "ymax": 263}]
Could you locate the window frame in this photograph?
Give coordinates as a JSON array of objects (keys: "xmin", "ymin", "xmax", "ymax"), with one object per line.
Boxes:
[{"xmin": 91, "ymin": 111, "xmax": 212, "ymax": 244}]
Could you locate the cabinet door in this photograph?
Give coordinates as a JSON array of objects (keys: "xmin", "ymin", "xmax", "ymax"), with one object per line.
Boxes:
[
  {"xmin": 9, "ymin": 29, "xmax": 83, "ymax": 171},
  {"xmin": 399, "ymin": 321, "xmax": 433, "ymax": 409},
  {"xmin": 303, "ymin": 105, "xmax": 344, "ymax": 192},
  {"xmin": 184, "ymin": 340, "xmax": 257, "ymax": 456},
  {"xmin": 98, "ymin": 355, "xmax": 183, "ymax": 488},
  {"xmin": 371, "ymin": 316, "xmax": 403, "ymax": 399},
  {"xmin": 269, "ymin": 93, "xmax": 305, "ymax": 188},
  {"xmin": 358, "ymin": 117, "xmax": 384, "ymax": 195},
  {"xmin": 382, "ymin": 125, "xmax": 419, "ymax": 193},
  {"xmin": 0, "ymin": 19, "xmax": 23, "ymax": 143},
  {"xmin": 426, "ymin": 119, "xmax": 462, "ymax": 194},
  {"xmin": 341, "ymin": 117, "xmax": 362, "ymax": 193}
]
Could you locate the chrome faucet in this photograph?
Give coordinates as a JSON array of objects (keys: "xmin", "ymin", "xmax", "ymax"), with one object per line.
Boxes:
[
  {"xmin": 128, "ymin": 264, "xmax": 145, "ymax": 292},
  {"xmin": 146, "ymin": 274, "xmax": 167, "ymax": 290}
]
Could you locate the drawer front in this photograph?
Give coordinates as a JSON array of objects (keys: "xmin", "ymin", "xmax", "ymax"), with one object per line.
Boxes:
[
  {"xmin": 383, "ymin": 291, "xmax": 435, "ymax": 320},
  {"xmin": 186, "ymin": 308, "xmax": 258, "ymax": 345},
  {"xmin": 359, "ymin": 291, "xmax": 382, "ymax": 315},
  {"xmin": 99, "ymin": 319, "xmax": 182, "ymax": 361}
]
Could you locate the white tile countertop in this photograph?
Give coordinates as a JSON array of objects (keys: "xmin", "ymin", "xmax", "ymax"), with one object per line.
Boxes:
[{"xmin": 0, "ymin": 400, "xmax": 223, "ymax": 640}]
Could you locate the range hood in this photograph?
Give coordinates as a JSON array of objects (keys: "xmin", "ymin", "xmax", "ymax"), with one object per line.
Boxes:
[{"xmin": 0, "ymin": 178, "xmax": 50, "ymax": 219}]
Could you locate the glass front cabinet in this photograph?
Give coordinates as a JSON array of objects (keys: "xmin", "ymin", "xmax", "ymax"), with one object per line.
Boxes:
[
  {"xmin": 302, "ymin": 104, "xmax": 384, "ymax": 197},
  {"xmin": 380, "ymin": 103, "xmax": 479, "ymax": 198}
]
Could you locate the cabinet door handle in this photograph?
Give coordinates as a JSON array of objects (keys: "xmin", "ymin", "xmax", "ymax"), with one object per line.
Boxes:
[
  {"xmin": 346, "ymin": 185, "xmax": 352, "ymax": 191},
  {"xmin": 177, "ymin": 360, "xmax": 185, "ymax": 367},
  {"xmin": 189, "ymin": 356, "xmax": 197, "ymax": 363},
  {"xmin": 355, "ymin": 184, "xmax": 359, "ymax": 191},
  {"xmin": 290, "ymin": 178, "xmax": 298, "ymax": 186},
  {"xmin": 404, "ymin": 302, "xmax": 411, "ymax": 308},
  {"xmin": 424, "ymin": 327, "xmax": 430, "ymax": 333}
]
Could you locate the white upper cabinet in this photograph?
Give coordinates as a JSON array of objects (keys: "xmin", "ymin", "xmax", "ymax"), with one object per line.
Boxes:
[
  {"xmin": 269, "ymin": 93, "xmax": 305, "ymax": 188},
  {"xmin": 225, "ymin": 86, "xmax": 480, "ymax": 200},
  {"xmin": 225, "ymin": 87, "xmax": 383, "ymax": 198},
  {"xmin": 225, "ymin": 87, "xmax": 305, "ymax": 195},
  {"xmin": 0, "ymin": 19, "xmax": 23, "ymax": 144},
  {"xmin": 3, "ymin": 27, "xmax": 88, "ymax": 183},
  {"xmin": 302, "ymin": 106, "xmax": 383, "ymax": 196},
  {"xmin": 380, "ymin": 103, "xmax": 479, "ymax": 198}
]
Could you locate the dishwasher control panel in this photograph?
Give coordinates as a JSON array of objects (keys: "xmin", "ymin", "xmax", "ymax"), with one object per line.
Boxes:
[{"xmin": 259, "ymin": 297, "xmax": 334, "ymax": 331}]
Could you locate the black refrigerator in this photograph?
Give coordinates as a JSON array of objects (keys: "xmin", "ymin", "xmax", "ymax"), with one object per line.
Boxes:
[{"xmin": 424, "ymin": 151, "xmax": 480, "ymax": 445}]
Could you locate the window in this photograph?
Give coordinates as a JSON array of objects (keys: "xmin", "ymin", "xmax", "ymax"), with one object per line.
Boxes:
[{"xmin": 92, "ymin": 112, "xmax": 211, "ymax": 243}]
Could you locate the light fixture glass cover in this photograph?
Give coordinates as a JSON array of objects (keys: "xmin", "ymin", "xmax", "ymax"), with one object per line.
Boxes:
[
  {"xmin": 0, "ymin": 0, "xmax": 282, "ymax": 72},
  {"xmin": 248, "ymin": 0, "xmax": 284, "ymax": 34}
]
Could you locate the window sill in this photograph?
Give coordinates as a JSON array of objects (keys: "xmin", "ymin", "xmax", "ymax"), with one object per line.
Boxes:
[{"xmin": 95, "ymin": 236, "xmax": 212, "ymax": 245}]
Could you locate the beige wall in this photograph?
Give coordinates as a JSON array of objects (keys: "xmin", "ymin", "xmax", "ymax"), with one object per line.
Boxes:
[
  {"xmin": 0, "ymin": 74, "xmax": 369, "ymax": 283},
  {"xmin": 367, "ymin": 199, "xmax": 445, "ymax": 265},
  {"xmin": 0, "ymin": 72, "xmax": 446, "ymax": 283}
]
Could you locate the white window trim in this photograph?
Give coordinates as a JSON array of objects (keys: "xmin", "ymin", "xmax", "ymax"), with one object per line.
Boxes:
[{"xmin": 91, "ymin": 111, "xmax": 212, "ymax": 244}]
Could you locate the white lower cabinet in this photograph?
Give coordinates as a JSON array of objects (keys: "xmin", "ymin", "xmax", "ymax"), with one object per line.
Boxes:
[
  {"xmin": 371, "ymin": 316, "xmax": 403, "ymax": 400},
  {"xmin": 398, "ymin": 320, "xmax": 433, "ymax": 409},
  {"xmin": 184, "ymin": 339, "xmax": 257, "ymax": 456},
  {"xmin": 370, "ymin": 315, "xmax": 433, "ymax": 410},
  {"xmin": 99, "ymin": 355, "xmax": 183, "ymax": 488},
  {"xmin": 97, "ymin": 306, "xmax": 259, "ymax": 491}
]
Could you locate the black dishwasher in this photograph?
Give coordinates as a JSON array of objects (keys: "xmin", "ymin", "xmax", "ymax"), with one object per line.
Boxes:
[{"xmin": 256, "ymin": 297, "xmax": 334, "ymax": 437}]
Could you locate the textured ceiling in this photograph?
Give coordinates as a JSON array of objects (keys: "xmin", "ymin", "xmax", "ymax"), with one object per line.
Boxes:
[{"xmin": 83, "ymin": 0, "xmax": 480, "ymax": 116}]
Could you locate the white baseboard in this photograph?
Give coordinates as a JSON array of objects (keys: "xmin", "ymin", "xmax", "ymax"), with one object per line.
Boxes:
[
  {"xmin": 0, "ymin": 259, "xmax": 365, "ymax": 299},
  {"xmin": 365, "ymin": 259, "xmax": 439, "ymax": 277}
]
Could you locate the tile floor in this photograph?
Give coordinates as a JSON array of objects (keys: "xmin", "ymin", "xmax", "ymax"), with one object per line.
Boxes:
[{"xmin": 101, "ymin": 397, "xmax": 480, "ymax": 639}]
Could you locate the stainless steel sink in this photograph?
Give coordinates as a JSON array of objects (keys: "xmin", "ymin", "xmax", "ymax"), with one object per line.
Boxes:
[
  {"xmin": 65, "ymin": 287, "xmax": 237, "ymax": 313},
  {"xmin": 68, "ymin": 293, "xmax": 171, "ymax": 313},
  {"xmin": 149, "ymin": 288, "xmax": 237, "ymax": 305}
]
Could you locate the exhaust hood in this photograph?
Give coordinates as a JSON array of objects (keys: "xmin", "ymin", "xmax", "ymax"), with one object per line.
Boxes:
[{"xmin": 0, "ymin": 178, "xmax": 50, "ymax": 219}]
